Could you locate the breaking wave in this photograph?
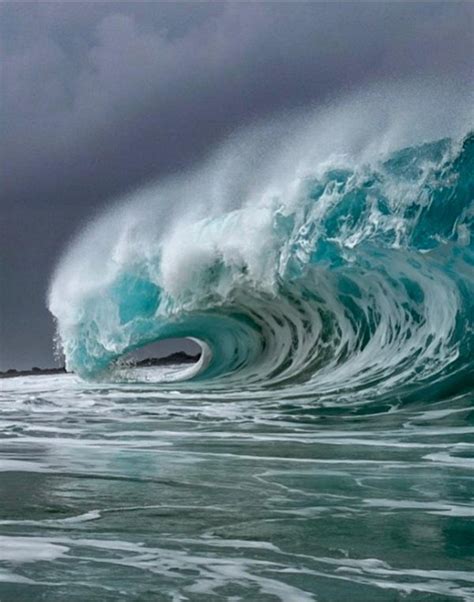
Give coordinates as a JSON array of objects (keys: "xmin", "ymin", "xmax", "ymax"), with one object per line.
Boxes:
[{"xmin": 48, "ymin": 83, "xmax": 473, "ymax": 404}]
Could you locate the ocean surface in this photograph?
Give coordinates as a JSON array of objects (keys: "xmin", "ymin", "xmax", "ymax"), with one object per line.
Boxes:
[{"xmin": 0, "ymin": 370, "xmax": 473, "ymax": 601}]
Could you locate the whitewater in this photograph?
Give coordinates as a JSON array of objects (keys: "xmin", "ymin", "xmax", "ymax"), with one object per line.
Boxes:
[{"xmin": 1, "ymin": 81, "xmax": 472, "ymax": 601}]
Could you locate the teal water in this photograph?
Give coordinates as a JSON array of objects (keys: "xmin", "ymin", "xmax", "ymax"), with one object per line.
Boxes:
[
  {"xmin": 6, "ymin": 103, "xmax": 474, "ymax": 599},
  {"xmin": 0, "ymin": 372, "xmax": 472, "ymax": 601},
  {"xmin": 49, "ymin": 134, "xmax": 474, "ymax": 389}
]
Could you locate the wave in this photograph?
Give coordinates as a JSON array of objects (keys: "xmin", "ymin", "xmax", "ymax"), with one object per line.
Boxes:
[{"xmin": 48, "ymin": 84, "xmax": 473, "ymax": 403}]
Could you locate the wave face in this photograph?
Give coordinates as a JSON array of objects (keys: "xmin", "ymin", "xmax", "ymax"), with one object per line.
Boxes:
[{"xmin": 49, "ymin": 90, "xmax": 473, "ymax": 404}]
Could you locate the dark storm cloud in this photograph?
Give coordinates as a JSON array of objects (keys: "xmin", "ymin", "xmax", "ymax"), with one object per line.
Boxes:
[{"xmin": 1, "ymin": 2, "xmax": 472, "ymax": 368}]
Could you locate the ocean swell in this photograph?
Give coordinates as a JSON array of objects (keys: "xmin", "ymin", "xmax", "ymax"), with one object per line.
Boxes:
[{"xmin": 48, "ymin": 92, "xmax": 473, "ymax": 403}]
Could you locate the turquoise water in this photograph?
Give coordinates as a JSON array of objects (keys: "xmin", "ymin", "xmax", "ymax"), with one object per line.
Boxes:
[
  {"xmin": 0, "ymin": 372, "xmax": 472, "ymax": 601},
  {"xmin": 7, "ymin": 103, "xmax": 474, "ymax": 599},
  {"xmin": 49, "ymin": 134, "xmax": 474, "ymax": 391}
]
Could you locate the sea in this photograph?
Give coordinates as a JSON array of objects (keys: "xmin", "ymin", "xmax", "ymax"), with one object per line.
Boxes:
[{"xmin": 1, "ymin": 88, "xmax": 473, "ymax": 601}]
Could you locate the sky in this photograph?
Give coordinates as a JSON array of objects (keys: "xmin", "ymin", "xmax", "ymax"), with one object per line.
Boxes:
[{"xmin": 1, "ymin": 1, "xmax": 473, "ymax": 369}]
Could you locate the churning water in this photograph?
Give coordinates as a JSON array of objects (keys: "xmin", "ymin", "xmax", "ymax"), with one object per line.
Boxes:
[{"xmin": 1, "ymin": 83, "xmax": 473, "ymax": 601}]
